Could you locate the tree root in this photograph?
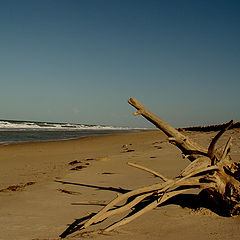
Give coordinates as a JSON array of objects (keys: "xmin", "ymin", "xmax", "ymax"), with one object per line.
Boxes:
[{"xmin": 60, "ymin": 98, "xmax": 240, "ymax": 238}]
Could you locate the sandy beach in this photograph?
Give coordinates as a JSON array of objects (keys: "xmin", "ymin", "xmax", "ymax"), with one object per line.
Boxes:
[{"xmin": 1, "ymin": 129, "xmax": 240, "ymax": 240}]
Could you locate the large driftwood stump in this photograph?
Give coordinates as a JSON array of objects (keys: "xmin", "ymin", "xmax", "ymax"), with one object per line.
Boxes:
[{"xmin": 60, "ymin": 98, "xmax": 240, "ymax": 237}]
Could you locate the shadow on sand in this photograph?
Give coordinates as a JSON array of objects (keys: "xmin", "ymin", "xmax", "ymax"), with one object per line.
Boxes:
[
  {"xmin": 56, "ymin": 180, "xmax": 130, "ymax": 238},
  {"xmin": 57, "ymin": 181, "xmax": 229, "ymax": 238}
]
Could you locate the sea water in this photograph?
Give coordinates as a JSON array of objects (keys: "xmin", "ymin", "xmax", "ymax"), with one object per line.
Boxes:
[{"xmin": 0, "ymin": 120, "xmax": 142, "ymax": 145}]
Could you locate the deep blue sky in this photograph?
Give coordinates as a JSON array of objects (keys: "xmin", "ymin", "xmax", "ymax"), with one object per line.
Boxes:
[{"xmin": 0, "ymin": 0, "xmax": 239, "ymax": 128}]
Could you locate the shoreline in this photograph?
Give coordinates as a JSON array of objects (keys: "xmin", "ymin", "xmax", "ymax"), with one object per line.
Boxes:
[
  {"xmin": 1, "ymin": 129, "xmax": 240, "ymax": 240},
  {"xmin": 0, "ymin": 128, "xmax": 147, "ymax": 146},
  {"xmin": 0, "ymin": 130, "xmax": 156, "ymax": 189}
]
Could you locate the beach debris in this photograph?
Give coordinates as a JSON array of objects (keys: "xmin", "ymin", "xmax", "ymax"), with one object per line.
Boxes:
[
  {"xmin": 70, "ymin": 165, "xmax": 87, "ymax": 171},
  {"xmin": 68, "ymin": 160, "xmax": 82, "ymax": 165},
  {"xmin": 101, "ymin": 172, "xmax": 115, "ymax": 175},
  {"xmin": 0, "ymin": 182, "xmax": 35, "ymax": 192},
  {"xmin": 122, "ymin": 144, "xmax": 128, "ymax": 149},
  {"xmin": 179, "ymin": 121, "xmax": 240, "ymax": 132},
  {"xmin": 121, "ymin": 144, "xmax": 135, "ymax": 153},
  {"xmin": 57, "ymin": 188, "xmax": 81, "ymax": 195},
  {"xmin": 61, "ymin": 98, "xmax": 240, "ymax": 237},
  {"xmin": 125, "ymin": 149, "xmax": 135, "ymax": 152},
  {"xmin": 69, "ymin": 159, "xmax": 90, "ymax": 170}
]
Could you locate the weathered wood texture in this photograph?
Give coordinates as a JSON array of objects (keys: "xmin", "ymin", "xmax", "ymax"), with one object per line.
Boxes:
[{"xmin": 60, "ymin": 98, "xmax": 240, "ymax": 238}]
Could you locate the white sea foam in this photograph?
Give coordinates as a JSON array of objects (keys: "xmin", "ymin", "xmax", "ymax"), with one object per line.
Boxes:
[
  {"xmin": 0, "ymin": 120, "xmax": 139, "ymax": 131},
  {"xmin": 0, "ymin": 121, "xmax": 41, "ymax": 129},
  {"xmin": 0, "ymin": 120, "xmax": 149, "ymax": 145}
]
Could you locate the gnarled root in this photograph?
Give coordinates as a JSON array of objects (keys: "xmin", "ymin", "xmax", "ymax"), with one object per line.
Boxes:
[{"xmin": 60, "ymin": 98, "xmax": 240, "ymax": 238}]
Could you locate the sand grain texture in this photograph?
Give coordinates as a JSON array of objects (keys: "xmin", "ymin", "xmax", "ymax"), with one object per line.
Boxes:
[{"xmin": 1, "ymin": 130, "xmax": 240, "ymax": 240}]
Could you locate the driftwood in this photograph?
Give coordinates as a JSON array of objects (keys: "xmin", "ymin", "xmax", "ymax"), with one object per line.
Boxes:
[
  {"xmin": 60, "ymin": 98, "xmax": 240, "ymax": 237},
  {"xmin": 179, "ymin": 121, "xmax": 240, "ymax": 132}
]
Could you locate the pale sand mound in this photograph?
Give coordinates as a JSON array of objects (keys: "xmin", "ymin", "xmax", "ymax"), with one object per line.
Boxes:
[{"xmin": 0, "ymin": 130, "xmax": 240, "ymax": 240}]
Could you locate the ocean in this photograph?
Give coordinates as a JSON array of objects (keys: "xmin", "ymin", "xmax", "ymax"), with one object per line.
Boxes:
[{"xmin": 0, "ymin": 120, "xmax": 144, "ymax": 145}]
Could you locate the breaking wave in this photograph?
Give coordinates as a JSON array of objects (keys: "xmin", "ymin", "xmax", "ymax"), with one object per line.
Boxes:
[
  {"xmin": 0, "ymin": 120, "xmax": 147, "ymax": 145},
  {"xmin": 0, "ymin": 120, "xmax": 132, "ymax": 131}
]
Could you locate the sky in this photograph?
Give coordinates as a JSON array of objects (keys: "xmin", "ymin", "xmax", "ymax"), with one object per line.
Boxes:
[{"xmin": 0, "ymin": 0, "xmax": 239, "ymax": 128}]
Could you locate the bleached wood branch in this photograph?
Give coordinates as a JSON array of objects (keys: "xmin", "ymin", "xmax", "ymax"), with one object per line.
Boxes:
[
  {"xmin": 127, "ymin": 162, "xmax": 168, "ymax": 181},
  {"xmin": 61, "ymin": 98, "xmax": 240, "ymax": 238},
  {"xmin": 81, "ymin": 165, "xmax": 218, "ymax": 230},
  {"xmin": 207, "ymin": 120, "xmax": 233, "ymax": 160},
  {"xmin": 128, "ymin": 98, "xmax": 207, "ymax": 160},
  {"xmin": 219, "ymin": 136, "xmax": 232, "ymax": 162},
  {"xmin": 104, "ymin": 187, "xmax": 198, "ymax": 232}
]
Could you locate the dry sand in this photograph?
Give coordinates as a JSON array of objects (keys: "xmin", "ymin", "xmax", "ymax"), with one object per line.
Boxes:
[{"xmin": 1, "ymin": 129, "xmax": 240, "ymax": 240}]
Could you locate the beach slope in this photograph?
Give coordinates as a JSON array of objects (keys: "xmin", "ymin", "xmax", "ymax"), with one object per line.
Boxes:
[{"xmin": 1, "ymin": 130, "xmax": 240, "ymax": 240}]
